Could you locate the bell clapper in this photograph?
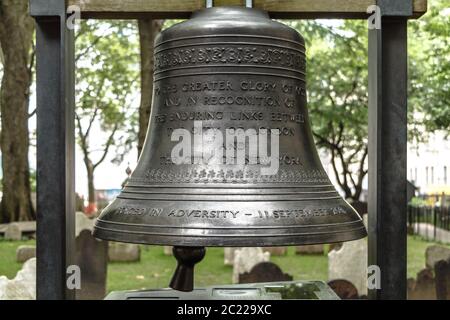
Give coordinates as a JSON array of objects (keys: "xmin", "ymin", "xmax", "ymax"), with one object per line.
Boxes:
[{"xmin": 169, "ymin": 246, "xmax": 206, "ymax": 292}]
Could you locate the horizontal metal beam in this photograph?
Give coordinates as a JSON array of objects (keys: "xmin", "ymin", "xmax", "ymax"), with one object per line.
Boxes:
[
  {"xmin": 60, "ymin": 0, "xmax": 427, "ymax": 19},
  {"xmin": 30, "ymin": 0, "xmax": 66, "ymax": 17},
  {"xmin": 378, "ymin": 0, "xmax": 413, "ymax": 17}
]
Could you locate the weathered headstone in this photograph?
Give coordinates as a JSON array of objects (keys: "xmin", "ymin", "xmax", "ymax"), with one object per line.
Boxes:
[
  {"xmin": 224, "ymin": 248, "xmax": 240, "ymax": 266},
  {"xmin": 239, "ymin": 262, "xmax": 292, "ymax": 284},
  {"xmin": 75, "ymin": 211, "xmax": 94, "ymax": 237},
  {"xmin": 328, "ymin": 279, "xmax": 359, "ymax": 299},
  {"xmin": 108, "ymin": 242, "xmax": 140, "ymax": 262},
  {"xmin": 295, "ymin": 244, "xmax": 324, "ymax": 255},
  {"xmin": 407, "ymin": 268, "xmax": 436, "ymax": 300},
  {"xmin": 164, "ymin": 246, "xmax": 173, "ymax": 256},
  {"xmin": 425, "ymin": 245, "xmax": 450, "ymax": 269},
  {"xmin": 0, "ymin": 258, "xmax": 36, "ymax": 300},
  {"xmin": 328, "ymin": 215, "xmax": 368, "ymax": 296},
  {"xmin": 328, "ymin": 239, "xmax": 367, "ymax": 296},
  {"xmin": 2, "ymin": 221, "xmax": 36, "ymax": 240},
  {"xmin": 434, "ymin": 258, "xmax": 450, "ymax": 300},
  {"xmin": 232, "ymin": 247, "xmax": 270, "ymax": 284},
  {"xmin": 75, "ymin": 229, "xmax": 108, "ymax": 300},
  {"xmin": 263, "ymin": 247, "xmax": 287, "ymax": 256},
  {"xmin": 329, "ymin": 243, "xmax": 343, "ymax": 252},
  {"xmin": 16, "ymin": 245, "xmax": 36, "ymax": 263},
  {"xmin": 73, "ymin": 212, "xmax": 108, "ymax": 300},
  {"xmin": 4, "ymin": 223, "xmax": 22, "ymax": 241}
]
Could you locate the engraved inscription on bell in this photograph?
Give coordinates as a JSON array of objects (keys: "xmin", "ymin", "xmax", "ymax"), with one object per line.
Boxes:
[{"xmin": 93, "ymin": 7, "xmax": 367, "ymax": 247}]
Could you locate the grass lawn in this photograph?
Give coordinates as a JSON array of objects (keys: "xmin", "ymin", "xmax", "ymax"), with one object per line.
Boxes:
[
  {"xmin": 0, "ymin": 235, "xmax": 448, "ymax": 294},
  {"xmin": 107, "ymin": 245, "xmax": 329, "ymax": 292},
  {"xmin": 0, "ymin": 239, "xmax": 35, "ymax": 279}
]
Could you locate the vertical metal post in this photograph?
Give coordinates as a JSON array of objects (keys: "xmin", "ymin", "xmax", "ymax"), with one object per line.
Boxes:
[
  {"xmin": 31, "ymin": 0, "xmax": 75, "ymax": 300},
  {"xmin": 368, "ymin": 17, "xmax": 408, "ymax": 300}
]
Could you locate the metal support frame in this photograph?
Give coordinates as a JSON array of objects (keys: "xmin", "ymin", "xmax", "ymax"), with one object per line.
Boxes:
[
  {"xmin": 206, "ymin": 0, "xmax": 253, "ymax": 9},
  {"xmin": 29, "ymin": 0, "xmax": 415, "ymax": 300},
  {"xmin": 368, "ymin": 17, "xmax": 408, "ymax": 300},
  {"xmin": 31, "ymin": 0, "xmax": 76, "ymax": 300},
  {"xmin": 378, "ymin": 0, "xmax": 413, "ymax": 17}
]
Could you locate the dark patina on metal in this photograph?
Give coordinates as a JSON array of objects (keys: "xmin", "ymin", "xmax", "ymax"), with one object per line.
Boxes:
[{"xmin": 93, "ymin": 7, "xmax": 367, "ymax": 248}]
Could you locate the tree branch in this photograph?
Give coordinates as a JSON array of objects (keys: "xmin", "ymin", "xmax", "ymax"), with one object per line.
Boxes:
[
  {"xmin": 330, "ymin": 148, "xmax": 344, "ymax": 189},
  {"xmin": 313, "ymin": 131, "xmax": 338, "ymax": 150},
  {"xmin": 75, "ymin": 113, "xmax": 89, "ymax": 156},
  {"xmin": 75, "ymin": 33, "xmax": 104, "ymax": 62},
  {"xmin": 342, "ymin": 70, "xmax": 360, "ymax": 106},
  {"xmin": 335, "ymin": 146, "xmax": 351, "ymax": 195},
  {"xmin": 84, "ymin": 106, "xmax": 99, "ymax": 139},
  {"xmin": 353, "ymin": 145, "xmax": 369, "ymax": 200},
  {"xmin": 93, "ymin": 123, "xmax": 118, "ymax": 169}
]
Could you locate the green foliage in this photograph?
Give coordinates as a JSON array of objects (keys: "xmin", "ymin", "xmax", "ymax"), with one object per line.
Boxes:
[
  {"xmin": 409, "ymin": 197, "xmax": 428, "ymax": 206},
  {"xmin": 75, "ymin": 20, "xmax": 139, "ymax": 166},
  {"xmin": 409, "ymin": 0, "xmax": 450, "ymax": 138},
  {"xmin": 284, "ymin": 12, "xmax": 449, "ymax": 197},
  {"xmin": 0, "ymin": 239, "xmax": 35, "ymax": 279},
  {"xmin": 286, "ymin": 20, "xmax": 369, "ymax": 200},
  {"xmin": 29, "ymin": 169, "xmax": 36, "ymax": 193}
]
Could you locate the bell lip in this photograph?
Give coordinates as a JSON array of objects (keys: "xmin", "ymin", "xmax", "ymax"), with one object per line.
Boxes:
[{"xmin": 92, "ymin": 222, "xmax": 367, "ymax": 247}]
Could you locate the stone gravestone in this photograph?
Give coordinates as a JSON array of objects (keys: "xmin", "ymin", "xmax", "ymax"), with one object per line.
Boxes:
[
  {"xmin": 295, "ymin": 244, "xmax": 324, "ymax": 255},
  {"xmin": 239, "ymin": 262, "xmax": 292, "ymax": 284},
  {"xmin": 328, "ymin": 216, "xmax": 368, "ymax": 296},
  {"xmin": 263, "ymin": 247, "xmax": 287, "ymax": 256},
  {"xmin": 164, "ymin": 246, "xmax": 173, "ymax": 256},
  {"xmin": 425, "ymin": 245, "xmax": 450, "ymax": 269},
  {"xmin": 434, "ymin": 258, "xmax": 450, "ymax": 300},
  {"xmin": 233, "ymin": 248, "xmax": 270, "ymax": 284},
  {"xmin": 329, "ymin": 243, "xmax": 343, "ymax": 252},
  {"xmin": 4, "ymin": 223, "xmax": 22, "ymax": 241},
  {"xmin": 108, "ymin": 242, "xmax": 141, "ymax": 262},
  {"xmin": 0, "ymin": 258, "xmax": 36, "ymax": 300},
  {"xmin": 3, "ymin": 221, "xmax": 36, "ymax": 240},
  {"xmin": 16, "ymin": 245, "xmax": 36, "ymax": 263},
  {"xmin": 327, "ymin": 279, "xmax": 359, "ymax": 299},
  {"xmin": 75, "ymin": 229, "xmax": 108, "ymax": 300},
  {"xmin": 74, "ymin": 211, "xmax": 108, "ymax": 300},
  {"xmin": 224, "ymin": 248, "xmax": 240, "ymax": 266},
  {"xmin": 76, "ymin": 211, "xmax": 94, "ymax": 236},
  {"xmin": 407, "ymin": 268, "xmax": 436, "ymax": 300},
  {"xmin": 328, "ymin": 239, "xmax": 367, "ymax": 296}
]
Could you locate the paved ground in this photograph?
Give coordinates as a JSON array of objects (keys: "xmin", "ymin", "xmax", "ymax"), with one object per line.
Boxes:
[{"xmin": 413, "ymin": 223, "xmax": 450, "ymax": 244}]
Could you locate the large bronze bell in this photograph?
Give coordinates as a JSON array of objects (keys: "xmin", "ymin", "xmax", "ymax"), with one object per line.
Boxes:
[{"xmin": 93, "ymin": 6, "xmax": 366, "ymax": 291}]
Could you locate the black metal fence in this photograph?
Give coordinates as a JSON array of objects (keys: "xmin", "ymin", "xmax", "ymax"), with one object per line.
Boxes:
[{"xmin": 407, "ymin": 205, "xmax": 450, "ymax": 241}]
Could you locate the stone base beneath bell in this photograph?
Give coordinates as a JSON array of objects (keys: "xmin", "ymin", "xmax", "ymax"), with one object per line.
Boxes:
[{"xmin": 104, "ymin": 281, "xmax": 339, "ymax": 300}]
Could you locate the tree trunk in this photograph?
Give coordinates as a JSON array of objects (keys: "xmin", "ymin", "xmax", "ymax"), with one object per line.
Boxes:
[
  {"xmin": 0, "ymin": 0, "xmax": 35, "ymax": 222},
  {"xmin": 87, "ymin": 162, "xmax": 96, "ymax": 205},
  {"xmin": 84, "ymin": 155, "xmax": 97, "ymax": 215},
  {"xmin": 137, "ymin": 19, "xmax": 164, "ymax": 158},
  {"xmin": 84, "ymin": 157, "xmax": 97, "ymax": 215}
]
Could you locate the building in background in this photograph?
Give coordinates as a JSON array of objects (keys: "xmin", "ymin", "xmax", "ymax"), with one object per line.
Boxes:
[
  {"xmin": 408, "ymin": 131, "xmax": 450, "ymax": 205},
  {"xmin": 318, "ymin": 131, "xmax": 450, "ymax": 205}
]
